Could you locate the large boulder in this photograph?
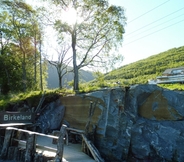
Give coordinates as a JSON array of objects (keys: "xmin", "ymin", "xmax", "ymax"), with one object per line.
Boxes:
[{"xmin": 81, "ymin": 85, "xmax": 184, "ymax": 162}]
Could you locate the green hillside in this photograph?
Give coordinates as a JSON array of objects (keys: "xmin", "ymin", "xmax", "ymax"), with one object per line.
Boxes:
[{"xmin": 104, "ymin": 46, "xmax": 184, "ymax": 86}]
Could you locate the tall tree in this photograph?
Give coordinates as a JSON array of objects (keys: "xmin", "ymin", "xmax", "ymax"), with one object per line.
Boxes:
[
  {"xmin": 0, "ymin": 0, "xmax": 46, "ymax": 93},
  {"xmin": 42, "ymin": 0, "xmax": 126, "ymax": 91},
  {"xmin": 0, "ymin": 24, "xmax": 11, "ymax": 94},
  {"xmin": 31, "ymin": 19, "xmax": 41, "ymax": 87}
]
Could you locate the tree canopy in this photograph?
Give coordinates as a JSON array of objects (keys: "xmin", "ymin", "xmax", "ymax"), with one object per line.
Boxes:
[
  {"xmin": 0, "ymin": 0, "xmax": 47, "ymax": 94},
  {"xmin": 0, "ymin": 0, "xmax": 126, "ymax": 93},
  {"xmin": 42, "ymin": 0, "xmax": 126, "ymax": 91}
]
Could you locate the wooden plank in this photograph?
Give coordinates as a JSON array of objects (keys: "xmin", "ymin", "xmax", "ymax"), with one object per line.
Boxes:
[
  {"xmin": 0, "ymin": 129, "xmax": 13, "ymax": 159},
  {"xmin": 52, "ymin": 130, "xmax": 69, "ymax": 145},
  {"xmin": 0, "ymin": 123, "xmax": 32, "ymax": 127},
  {"xmin": 82, "ymin": 134, "xmax": 104, "ymax": 162},
  {"xmin": 66, "ymin": 127, "xmax": 85, "ymax": 134},
  {"xmin": 85, "ymin": 101, "xmax": 96, "ymax": 134},
  {"xmin": 6, "ymin": 127, "xmax": 58, "ymax": 139},
  {"xmin": 25, "ymin": 133, "xmax": 35, "ymax": 162},
  {"xmin": 55, "ymin": 125, "xmax": 66, "ymax": 162},
  {"xmin": 14, "ymin": 138, "xmax": 57, "ymax": 152}
]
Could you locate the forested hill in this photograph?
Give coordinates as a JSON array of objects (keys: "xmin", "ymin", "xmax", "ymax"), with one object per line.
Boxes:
[
  {"xmin": 47, "ymin": 64, "xmax": 95, "ymax": 89},
  {"xmin": 104, "ymin": 46, "xmax": 184, "ymax": 85}
]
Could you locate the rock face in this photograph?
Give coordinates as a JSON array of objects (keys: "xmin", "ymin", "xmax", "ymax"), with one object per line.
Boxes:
[
  {"xmin": 92, "ymin": 85, "xmax": 184, "ymax": 162},
  {"xmin": 34, "ymin": 84, "xmax": 184, "ymax": 161},
  {"xmin": 127, "ymin": 85, "xmax": 184, "ymax": 162},
  {"xmin": 59, "ymin": 95, "xmax": 102, "ymax": 130},
  {"xmin": 59, "ymin": 85, "xmax": 184, "ymax": 162},
  {"xmin": 36, "ymin": 99, "xmax": 65, "ymax": 133}
]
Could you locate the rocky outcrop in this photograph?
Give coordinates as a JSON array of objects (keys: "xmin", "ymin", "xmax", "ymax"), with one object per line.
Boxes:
[
  {"xmin": 59, "ymin": 85, "xmax": 184, "ymax": 162},
  {"xmin": 21, "ymin": 84, "xmax": 184, "ymax": 161},
  {"xmin": 126, "ymin": 85, "xmax": 184, "ymax": 162}
]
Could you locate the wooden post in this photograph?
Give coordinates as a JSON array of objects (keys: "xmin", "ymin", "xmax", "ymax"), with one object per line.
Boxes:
[
  {"xmin": 25, "ymin": 132, "xmax": 35, "ymax": 162},
  {"xmin": 82, "ymin": 134, "xmax": 104, "ymax": 162},
  {"xmin": 65, "ymin": 130, "xmax": 69, "ymax": 146},
  {"xmin": 0, "ymin": 128, "xmax": 13, "ymax": 159},
  {"xmin": 85, "ymin": 101, "xmax": 95, "ymax": 134},
  {"xmin": 55, "ymin": 125, "xmax": 67, "ymax": 162}
]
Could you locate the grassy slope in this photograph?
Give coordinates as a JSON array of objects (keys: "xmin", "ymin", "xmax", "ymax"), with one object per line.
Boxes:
[
  {"xmin": 1, "ymin": 46, "xmax": 184, "ymax": 109},
  {"xmin": 104, "ymin": 46, "xmax": 184, "ymax": 85}
]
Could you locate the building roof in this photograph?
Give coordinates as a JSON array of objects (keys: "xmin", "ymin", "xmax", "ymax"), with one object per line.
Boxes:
[{"xmin": 162, "ymin": 67, "xmax": 184, "ymax": 75}]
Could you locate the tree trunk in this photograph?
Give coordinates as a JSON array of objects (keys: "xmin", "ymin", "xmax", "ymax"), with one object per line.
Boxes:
[
  {"xmin": 72, "ymin": 28, "xmax": 79, "ymax": 92},
  {"xmin": 39, "ymin": 39, "xmax": 43, "ymax": 91},
  {"xmin": 59, "ymin": 75, "xmax": 62, "ymax": 89},
  {"xmin": 34, "ymin": 32, "xmax": 37, "ymax": 86},
  {"xmin": 73, "ymin": 65, "xmax": 79, "ymax": 92},
  {"xmin": 22, "ymin": 52, "xmax": 27, "ymax": 92}
]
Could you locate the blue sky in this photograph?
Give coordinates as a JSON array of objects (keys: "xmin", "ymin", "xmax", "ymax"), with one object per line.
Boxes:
[
  {"xmin": 27, "ymin": 0, "xmax": 184, "ymax": 67},
  {"xmin": 109, "ymin": 0, "xmax": 184, "ymax": 65}
]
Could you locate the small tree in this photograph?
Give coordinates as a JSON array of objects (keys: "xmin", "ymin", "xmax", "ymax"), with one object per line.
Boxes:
[
  {"xmin": 48, "ymin": 42, "xmax": 72, "ymax": 89},
  {"xmin": 94, "ymin": 71, "xmax": 105, "ymax": 87}
]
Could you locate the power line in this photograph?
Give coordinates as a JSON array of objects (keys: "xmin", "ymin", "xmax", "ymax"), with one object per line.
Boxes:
[
  {"xmin": 125, "ymin": 13, "xmax": 184, "ymax": 40},
  {"xmin": 128, "ymin": 0, "xmax": 170, "ymax": 24},
  {"xmin": 123, "ymin": 18, "xmax": 184, "ymax": 46},
  {"xmin": 125, "ymin": 7, "xmax": 184, "ymax": 37}
]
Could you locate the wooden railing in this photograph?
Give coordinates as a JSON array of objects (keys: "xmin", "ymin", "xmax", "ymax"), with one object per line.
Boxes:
[
  {"xmin": 0, "ymin": 125, "xmax": 104, "ymax": 162},
  {"xmin": 64, "ymin": 127, "xmax": 104, "ymax": 162},
  {"xmin": 0, "ymin": 125, "xmax": 67, "ymax": 162}
]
